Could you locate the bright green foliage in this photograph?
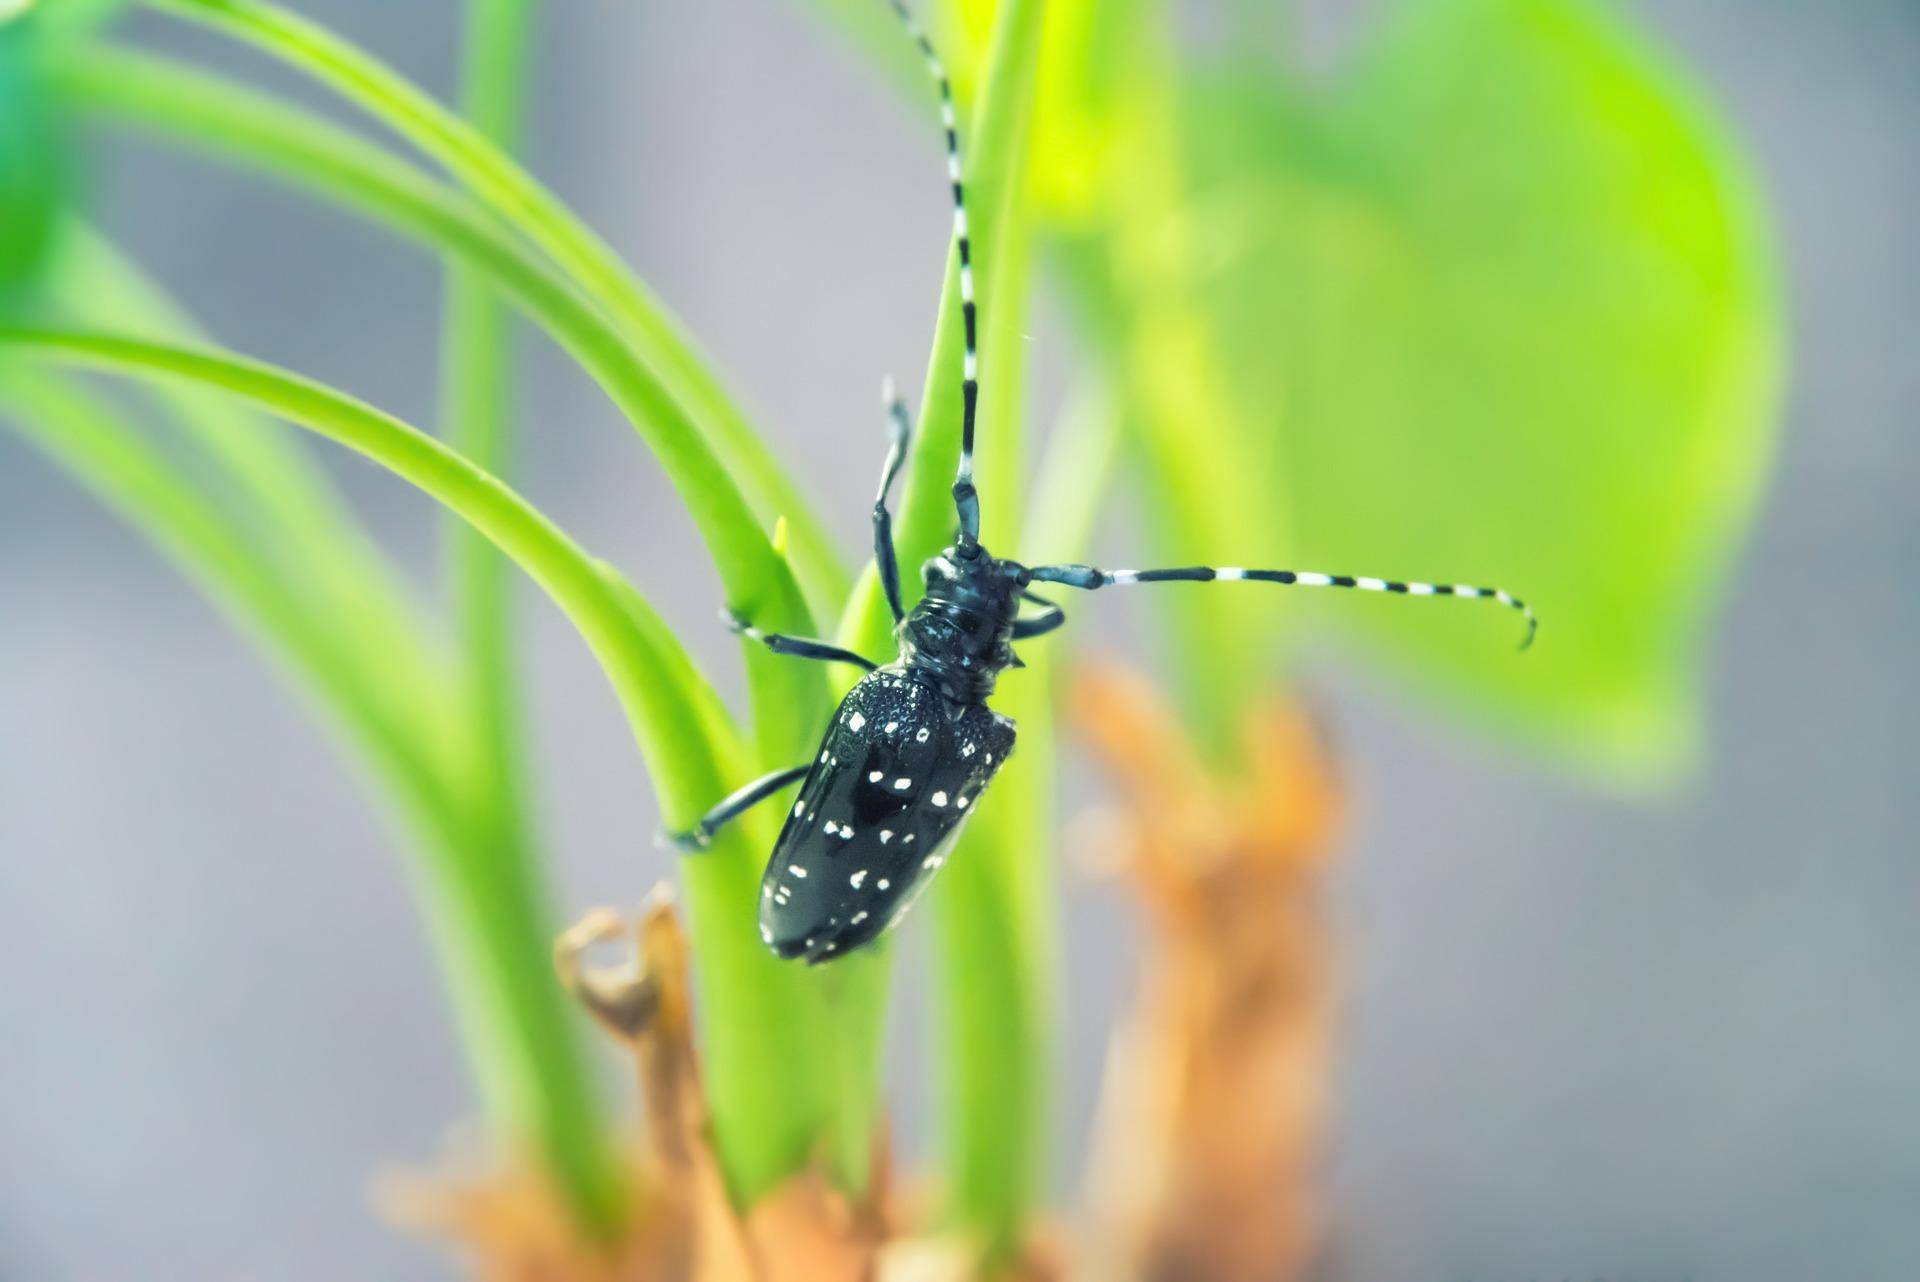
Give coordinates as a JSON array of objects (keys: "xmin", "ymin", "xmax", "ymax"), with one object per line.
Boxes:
[
  {"xmin": 0, "ymin": 26, "xmax": 69, "ymax": 298},
  {"xmin": 0, "ymin": 0, "xmax": 136, "ymax": 299},
  {"xmin": 0, "ymin": 0, "xmax": 1783, "ymax": 1264},
  {"xmin": 1029, "ymin": 0, "xmax": 1782, "ymax": 777},
  {"xmin": 1181, "ymin": 0, "xmax": 1781, "ymax": 777},
  {"xmin": 829, "ymin": 0, "xmax": 1782, "ymax": 776},
  {"xmin": 800, "ymin": 0, "xmax": 1783, "ymax": 1257}
]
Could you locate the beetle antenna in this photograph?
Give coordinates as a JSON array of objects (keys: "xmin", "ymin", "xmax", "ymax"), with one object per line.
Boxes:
[
  {"xmin": 884, "ymin": 0, "xmax": 981, "ymax": 557},
  {"xmin": 1025, "ymin": 562, "xmax": 1538, "ymax": 650}
]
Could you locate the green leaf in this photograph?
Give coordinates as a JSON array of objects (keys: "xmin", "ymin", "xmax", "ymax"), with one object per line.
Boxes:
[
  {"xmin": 138, "ymin": 0, "xmax": 850, "ymax": 634},
  {"xmin": 11, "ymin": 0, "xmax": 134, "ymax": 40},
  {"xmin": 0, "ymin": 29, "xmax": 69, "ymax": 297},
  {"xmin": 56, "ymin": 38, "xmax": 889, "ymax": 1205},
  {"xmin": 0, "ymin": 356, "xmax": 630, "ymax": 1229},
  {"xmin": 1175, "ymin": 0, "xmax": 1782, "ymax": 779},
  {"xmin": 0, "ymin": 320, "xmax": 860, "ymax": 1207}
]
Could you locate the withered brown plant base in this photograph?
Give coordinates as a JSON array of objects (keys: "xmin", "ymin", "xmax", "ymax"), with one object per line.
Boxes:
[
  {"xmin": 386, "ymin": 660, "xmax": 1340, "ymax": 1282},
  {"xmin": 1073, "ymin": 661, "xmax": 1341, "ymax": 1282}
]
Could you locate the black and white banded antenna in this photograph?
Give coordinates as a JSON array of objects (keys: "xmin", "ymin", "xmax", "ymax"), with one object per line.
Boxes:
[
  {"xmin": 1024, "ymin": 563, "xmax": 1539, "ymax": 650},
  {"xmin": 884, "ymin": 0, "xmax": 982, "ymax": 558}
]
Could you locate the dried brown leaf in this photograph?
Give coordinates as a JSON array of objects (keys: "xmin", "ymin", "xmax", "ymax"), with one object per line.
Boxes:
[{"xmin": 1073, "ymin": 660, "xmax": 1341, "ymax": 1282}]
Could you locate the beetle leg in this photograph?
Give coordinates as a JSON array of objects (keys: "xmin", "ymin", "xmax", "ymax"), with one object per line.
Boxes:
[
  {"xmin": 725, "ymin": 610, "xmax": 879, "ymax": 671},
  {"xmin": 662, "ymin": 763, "xmax": 811, "ymax": 853}
]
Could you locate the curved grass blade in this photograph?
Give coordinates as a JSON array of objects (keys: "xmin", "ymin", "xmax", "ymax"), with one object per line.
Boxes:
[
  {"xmin": 54, "ymin": 46, "xmax": 826, "ymax": 767},
  {"xmin": 0, "ymin": 324, "xmax": 845, "ymax": 1202},
  {"xmin": 51, "ymin": 224, "xmax": 450, "ymax": 746},
  {"xmin": 0, "ymin": 367, "xmax": 630, "ymax": 1227},
  {"xmin": 56, "ymin": 44, "xmax": 891, "ymax": 1204},
  {"xmin": 135, "ymin": 0, "xmax": 850, "ymax": 625}
]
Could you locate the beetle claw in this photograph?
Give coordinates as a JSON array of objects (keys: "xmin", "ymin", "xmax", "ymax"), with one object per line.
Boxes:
[{"xmin": 657, "ymin": 825, "xmax": 711, "ymax": 854}]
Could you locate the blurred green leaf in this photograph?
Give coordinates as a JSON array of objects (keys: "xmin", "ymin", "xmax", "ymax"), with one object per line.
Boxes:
[
  {"xmin": 0, "ymin": 31, "xmax": 68, "ymax": 297},
  {"xmin": 12, "ymin": 0, "xmax": 133, "ymax": 40},
  {"xmin": 1172, "ymin": 0, "xmax": 1782, "ymax": 778},
  {"xmin": 0, "ymin": 0, "xmax": 136, "ymax": 294}
]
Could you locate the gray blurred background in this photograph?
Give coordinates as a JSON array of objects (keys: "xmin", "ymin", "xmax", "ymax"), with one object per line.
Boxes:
[{"xmin": 1, "ymin": 1, "xmax": 1914, "ymax": 1278}]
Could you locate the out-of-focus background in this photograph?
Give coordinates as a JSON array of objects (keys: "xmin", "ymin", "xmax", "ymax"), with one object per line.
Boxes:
[{"xmin": 0, "ymin": 1, "xmax": 1913, "ymax": 1278}]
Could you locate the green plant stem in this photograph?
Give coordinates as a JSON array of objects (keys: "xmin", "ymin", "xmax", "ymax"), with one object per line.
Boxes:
[
  {"xmin": 937, "ymin": 202, "xmax": 1050, "ymax": 1260},
  {"xmin": 439, "ymin": 0, "xmax": 556, "ymax": 1198},
  {"xmin": 136, "ymin": 0, "xmax": 850, "ymax": 627},
  {"xmin": 430, "ymin": 0, "xmax": 625, "ymax": 1230},
  {"xmin": 827, "ymin": 0, "xmax": 1049, "ymax": 1254}
]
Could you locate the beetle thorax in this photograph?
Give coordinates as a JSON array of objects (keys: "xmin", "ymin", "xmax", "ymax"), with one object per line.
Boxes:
[{"xmin": 897, "ymin": 549, "xmax": 1025, "ymax": 703}]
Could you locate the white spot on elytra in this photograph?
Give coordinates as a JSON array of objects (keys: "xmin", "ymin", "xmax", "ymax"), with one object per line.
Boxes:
[
  {"xmin": 848, "ymin": 712, "xmax": 866, "ymax": 731},
  {"xmin": 879, "ymin": 830, "xmax": 893, "ymax": 844},
  {"xmin": 894, "ymin": 777, "xmax": 912, "ymax": 790},
  {"xmin": 957, "ymin": 795, "xmax": 970, "ymax": 808},
  {"xmin": 916, "ymin": 727, "xmax": 930, "ymax": 743},
  {"xmin": 820, "ymin": 751, "xmax": 829, "ymax": 763},
  {"xmin": 851, "ymin": 911, "xmax": 869, "ymax": 925},
  {"xmin": 868, "ymin": 770, "xmax": 883, "ymax": 783},
  {"xmin": 903, "ymin": 834, "xmax": 916, "ymax": 845},
  {"xmin": 877, "ymin": 878, "xmax": 891, "ymax": 891},
  {"xmin": 961, "ymin": 742, "xmax": 975, "ymax": 757},
  {"xmin": 788, "ymin": 864, "xmax": 808, "ymax": 878},
  {"xmin": 850, "ymin": 869, "xmax": 868, "ymax": 888},
  {"xmin": 885, "ymin": 721, "xmax": 899, "ymax": 733},
  {"xmin": 822, "ymin": 820, "xmax": 838, "ymax": 836},
  {"xmin": 793, "ymin": 801, "xmax": 805, "ymax": 817},
  {"xmin": 931, "ymin": 791, "xmax": 948, "ymax": 808},
  {"xmin": 922, "ymin": 854, "xmax": 943, "ymax": 870}
]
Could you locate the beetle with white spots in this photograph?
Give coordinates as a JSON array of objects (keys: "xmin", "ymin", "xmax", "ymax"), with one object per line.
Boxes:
[{"xmin": 665, "ymin": 0, "xmax": 1536, "ymax": 964}]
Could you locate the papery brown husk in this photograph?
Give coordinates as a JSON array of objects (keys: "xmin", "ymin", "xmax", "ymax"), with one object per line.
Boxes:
[
  {"xmin": 384, "ymin": 891, "xmax": 1060, "ymax": 1282},
  {"xmin": 1073, "ymin": 660, "xmax": 1340, "ymax": 1282}
]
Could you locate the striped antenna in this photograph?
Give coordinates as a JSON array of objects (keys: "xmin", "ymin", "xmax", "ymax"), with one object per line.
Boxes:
[
  {"xmin": 885, "ymin": 0, "xmax": 982, "ymax": 556},
  {"xmin": 1025, "ymin": 562, "xmax": 1539, "ymax": 650}
]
